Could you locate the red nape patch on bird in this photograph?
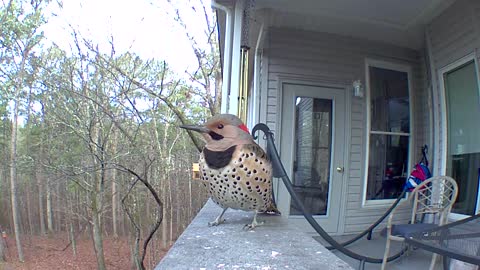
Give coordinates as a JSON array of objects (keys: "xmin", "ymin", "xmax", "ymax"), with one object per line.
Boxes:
[{"xmin": 239, "ymin": 124, "xmax": 250, "ymax": 134}]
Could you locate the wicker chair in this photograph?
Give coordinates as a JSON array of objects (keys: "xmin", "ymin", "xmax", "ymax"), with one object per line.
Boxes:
[{"xmin": 381, "ymin": 175, "xmax": 459, "ymax": 270}]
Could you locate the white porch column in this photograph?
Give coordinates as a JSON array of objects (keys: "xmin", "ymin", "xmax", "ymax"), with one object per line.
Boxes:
[
  {"xmin": 251, "ymin": 17, "xmax": 267, "ymax": 128},
  {"xmin": 225, "ymin": 0, "xmax": 245, "ymax": 114},
  {"xmin": 213, "ymin": 1, "xmax": 233, "ymax": 114}
]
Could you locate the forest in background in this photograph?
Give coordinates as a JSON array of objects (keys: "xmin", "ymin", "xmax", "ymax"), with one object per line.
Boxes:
[{"xmin": 0, "ymin": 0, "xmax": 220, "ymax": 269}]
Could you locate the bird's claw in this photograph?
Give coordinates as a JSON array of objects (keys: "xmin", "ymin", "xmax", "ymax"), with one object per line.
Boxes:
[
  {"xmin": 243, "ymin": 221, "xmax": 264, "ymax": 231},
  {"xmin": 208, "ymin": 218, "xmax": 225, "ymax": 227},
  {"xmin": 243, "ymin": 224, "xmax": 255, "ymax": 230}
]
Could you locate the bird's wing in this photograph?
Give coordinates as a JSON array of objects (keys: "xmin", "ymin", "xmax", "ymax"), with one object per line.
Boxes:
[
  {"xmin": 242, "ymin": 143, "xmax": 270, "ymax": 162},
  {"xmin": 235, "ymin": 143, "xmax": 280, "ymax": 213},
  {"xmin": 243, "ymin": 143, "xmax": 280, "ymax": 214}
]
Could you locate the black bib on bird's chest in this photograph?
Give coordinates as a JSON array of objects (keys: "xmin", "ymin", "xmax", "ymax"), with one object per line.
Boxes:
[{"xmin": 203, "ymin": 145, "xmax": 236, "ymax": 169}]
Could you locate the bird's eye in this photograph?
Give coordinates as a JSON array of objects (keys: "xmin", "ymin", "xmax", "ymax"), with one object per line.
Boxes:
[{"xmin": 217, "ymin": 124, "xmax": 224, "ymax": 129}]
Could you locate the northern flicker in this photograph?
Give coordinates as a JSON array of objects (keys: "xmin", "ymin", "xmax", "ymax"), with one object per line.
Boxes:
[{"xmin": 180, "ymin": 114, "xmax": 279, "ymax": 229}]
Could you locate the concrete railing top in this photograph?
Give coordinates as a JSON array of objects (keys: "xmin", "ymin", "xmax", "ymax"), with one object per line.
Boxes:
[{"xmin": 156, "ymin": 200, "xmax": 354, "ymax": 270}]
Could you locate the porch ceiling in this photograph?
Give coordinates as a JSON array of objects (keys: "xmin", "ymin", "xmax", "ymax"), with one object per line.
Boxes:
[{"xmin": 254, "ymin": 0, "xmax": 457, "ymax": 49}]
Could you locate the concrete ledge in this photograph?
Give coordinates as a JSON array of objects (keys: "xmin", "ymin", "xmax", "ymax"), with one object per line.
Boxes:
[{"xmin": 156, "ymin": 200, "xmax": 353, "ymax": 270}]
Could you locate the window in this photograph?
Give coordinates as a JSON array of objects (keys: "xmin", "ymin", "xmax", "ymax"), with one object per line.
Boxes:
[
  {"xmin": 444, "ymin": 60, "xmax": 480, "ymax": 215},
  {"xmin": 365, "ymin": 61, "xmax": 411, "ymax": 202},
  {"xmin": 290, "ymin": 97, "xmax": 332, "ymax": 215}
]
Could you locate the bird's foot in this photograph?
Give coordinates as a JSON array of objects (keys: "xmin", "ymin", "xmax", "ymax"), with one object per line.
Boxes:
[
  {"xmin": 243, "ymin": 211, "xmax": 264, "ymax": 230},
  {"xmin": 208, "ymin": 218, "xmax": 226, "ymax": 227},
  {"xmin": 243, "ymin": 220, "xmax": 264, "ymax": 231},
  {"xmin": 208, "ymin": 208, "xmax": 228, "ymax": 227}
]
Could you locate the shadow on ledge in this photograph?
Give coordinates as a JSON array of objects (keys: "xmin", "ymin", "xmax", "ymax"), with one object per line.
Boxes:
[{"xmin": 156, "ymin": 200, "xmax": 353, "ymax": 270}]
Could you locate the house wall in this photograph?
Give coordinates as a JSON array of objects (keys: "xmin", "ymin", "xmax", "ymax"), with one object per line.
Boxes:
[
  {"xmin": 426, "ymin": 0, "xmax": 480, "ymax": 176},
  {"xmin": 262, "ymin": 27, "xmax": 429, "ymax": 234}
]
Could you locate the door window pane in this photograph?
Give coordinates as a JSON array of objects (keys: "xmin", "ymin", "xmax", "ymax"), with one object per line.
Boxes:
[
  {"xmin": 366, "ymin": 65, "xmax": 411, "ymax": 201},
  {"xmin": 445, "ymin": 61, "xmax": 480, "ymax": 215},
  {"xmin": 290, "ymin": 97, "xmax": 332, "ymax": 215}
]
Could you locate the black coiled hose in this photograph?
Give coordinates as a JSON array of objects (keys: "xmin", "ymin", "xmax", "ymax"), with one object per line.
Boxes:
[
  {"xmin": 252, "ymin": 123, "xmax": 406, "ymax": 267},
  {"xmin": 325, "ymin": 190, "xmax": 405, "ymax": 250}
]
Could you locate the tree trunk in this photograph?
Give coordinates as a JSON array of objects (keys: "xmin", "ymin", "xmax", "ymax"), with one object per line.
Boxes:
[
  {"xmin": 161, "ymin": 176, "xmax": 168, "ymax": 248},
  {"xmin": 92, "ymin": 186, "xmax": 106, "ymax": 270},
  {"xmin": 119, "ymin": 175, "xmax": 126, "ymax": 237},
  {"xmin": 37, "ymin": 102, "xmax": 47, "ymax": 236},
  {"xmin": 169, "ymin": 178, "xmax": 174, "ymax": 243},
  {"xmin": 37, "ymin": 160, "xmax": 46, "ymax": 235},
  {"xmin": 129, "ymin": 236, "xmax": 141, "ymax": 270},
  {"xmin": 67, "ymin": 183, "xmax": 77, "ymax": 256},
  {"xmin": 75, "ymin": 189, "xmax": 81, "ymax": 234},
  {"xmin": 188, "ymin": 178, "xmax": 192, "ymax": 221},
  {"xmin": 9, "ymin": 98, "xmax": 25, "ymax": 262},
  {"xmin": 152, "ymin": 118, "xmax": 168, "ymax": 248},
  {"xmin": 70, "ymin": 222, "xmax": 77, "ymax": 256},
  {"xmin": 46, "ymin": 180, "xmax": 53, "ymax": 234},
  {"xmin": 26, "ymin": 183, "xmax": 34, "ymax": 235},
  {"xmin": 90, "ymin": 121, "xmax": 106, "ymax": 270},
  {"xmin": 92, "ymin": 211, "xmax": 105, "ymax": 270},
  {"xmin": 0, "ymin": 235, "xmax": 5, "ymax": 262},
  {"xmin": 55, "ymin": 181, "xmax": 61, "ymax": 231},
  {"xmin": 112, "ymin": 178, "xmax": 118, "ymax": 238},
  {"xmin": 111, "ymin": 130, "xmax": 119, "ymax": 239},
  {"xmin": 24, "ymin": 87, "xmax": 35, "ymax": 236}
]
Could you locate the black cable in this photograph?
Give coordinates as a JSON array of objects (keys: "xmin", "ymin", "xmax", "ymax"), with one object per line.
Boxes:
[
  {"xmin": 253, "ymin": 123, "xmax": 407, "ymax": 264},
  {"xmin": 326, "ymin": 190, "xmax": 405, "ymax": 250},
  {"xmin": 331, "ymin": 145, "xmax": 430, "ymax": 249}
]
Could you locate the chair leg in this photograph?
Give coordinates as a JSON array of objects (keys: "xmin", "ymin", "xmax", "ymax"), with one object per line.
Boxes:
[
  {"xmin": 429, "ymin": 253, "xmax": 438, "ymax": 270},
  {"xmin": 381, "ymin": 237, "xmax": 391, "ymax": 270}
]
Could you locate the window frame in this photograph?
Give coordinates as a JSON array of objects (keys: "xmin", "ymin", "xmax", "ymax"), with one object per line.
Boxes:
[
  {"xmin": 437, "ymin": 52, "xmax": 480, "ymax": 219},
  {"xmin": 363, "ymin": 59, "xmax": 414, "ymax": 207}
]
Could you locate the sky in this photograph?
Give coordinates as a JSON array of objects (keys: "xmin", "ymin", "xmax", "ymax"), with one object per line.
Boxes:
[
  {"xmin": 41, "ymin": 0, "xmax": 213, "ymax": 74},
  {"xmin": 8, "ymin": 0, "xmax": 214, "ymax": 124}
]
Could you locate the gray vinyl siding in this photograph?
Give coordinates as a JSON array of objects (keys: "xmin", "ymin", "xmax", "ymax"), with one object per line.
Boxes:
[
  {"xmin": 261, "ymin": 27, "xmax": 429, "ymax": 234},
  {"xmin": 427, "ymin": 0, "xmax": 480, "ymax": 176}
]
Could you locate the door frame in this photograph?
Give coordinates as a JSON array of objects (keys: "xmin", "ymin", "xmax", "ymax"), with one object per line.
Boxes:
[
  {"xmin": 275, "ymin": 77, "xmax": 351, "ymax": 234},
  {"xmin": 437, "ymin": 52, "xmax": 480, "ymax": 219}
]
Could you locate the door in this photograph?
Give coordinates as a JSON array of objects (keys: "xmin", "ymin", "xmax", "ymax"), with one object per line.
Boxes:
[
  {"xmin": 278, "ymin": 83, "xmax": 346, "ymax": 233},
  {"xmin": 442, "ymin": 59, "xmax": 480, "ymax": 216}
]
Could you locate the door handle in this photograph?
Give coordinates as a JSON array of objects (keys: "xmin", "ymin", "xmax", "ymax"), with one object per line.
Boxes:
[{"xmin": 336, "ymin": 167, "xmax": 344, "ymax": 173}]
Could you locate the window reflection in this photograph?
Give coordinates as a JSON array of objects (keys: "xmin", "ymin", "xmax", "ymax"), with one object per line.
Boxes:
[
  {"xmin": 367, "ymin": 134, "xmax": 409, "ymax": 199},
  {"xmin": 290, "ymin": 97, "xmax": 332, "ymax": 215},
  {"xmin": 367, "ymin": 66, "xmax": 410, "ymax": 200},
  {"xmin": 370, "ymin": 67, "xmax": 409, "ymax": 133}
]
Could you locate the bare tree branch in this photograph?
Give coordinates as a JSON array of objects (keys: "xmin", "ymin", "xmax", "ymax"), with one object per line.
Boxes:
[{"xmin": 116, "ymin": 162, "xmax": 163, "ymax": 270}]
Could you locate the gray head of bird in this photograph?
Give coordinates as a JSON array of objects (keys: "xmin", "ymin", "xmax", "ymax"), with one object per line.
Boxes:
[{"xmin": 180, "ymin": 114, "xmax": 253, "ymax": 151}]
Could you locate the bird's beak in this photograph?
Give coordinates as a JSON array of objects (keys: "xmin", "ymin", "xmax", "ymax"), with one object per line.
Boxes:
[{"xmin": 179, "ymin": 124, "xmax": 210, "ymax": 133}]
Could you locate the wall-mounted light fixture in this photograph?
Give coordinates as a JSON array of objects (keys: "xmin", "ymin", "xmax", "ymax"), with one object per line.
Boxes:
[{"xmin": 353, "ymin": 80, "xmax": 364, "ymax": 98}]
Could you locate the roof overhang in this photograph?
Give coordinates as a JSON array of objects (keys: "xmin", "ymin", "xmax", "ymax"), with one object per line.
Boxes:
[{"xmin": 215, "ymin": 0, "xmax": 457, "ymax": 54}]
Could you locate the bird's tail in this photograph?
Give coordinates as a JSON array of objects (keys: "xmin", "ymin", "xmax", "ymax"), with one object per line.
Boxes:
[{"xmin": 265, "ymin": 202, "xmax": 281, "ymax": 215}]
